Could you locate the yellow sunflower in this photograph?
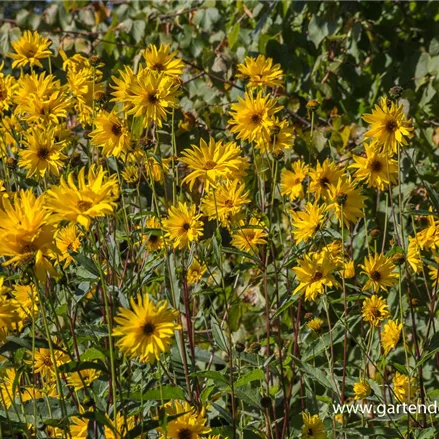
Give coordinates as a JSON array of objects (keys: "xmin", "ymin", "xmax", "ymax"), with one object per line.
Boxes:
[
  {"xmin": 201, "ymin": 179, "xmax": 250, "ymax": 227},
  {"xmin": 292, "ymin": 251, "xmax": 339, "ymax": 302},
  {"xmin": 180, "ymin": 138, "xmax": 248, "ymax": 191},
  {"xmin": 142, "ymin": 43, "xmax": 184, "ymax": 77},
  {"xmin": 31, "ymin": 347, "xmax": 70, "ymax": 379},
  {"xmin": 301, "ymin": 412, "xmax": 327, "ymax": 439},
  {"xmin": 291, "ymin": 202, "xmax": 327, "ymax": 244},
  {"xmin": 362, "ymin": 97, "xmax": 414, "ymax": 153},
  {"xmin": 349, "ymin": 141, "xmax": 398, "ymax": 190},
  {"xmin": 360, "ymin": 253, "xmax": 398, "ymax": 292},
  {"xmin": 8, "ymin": 30, "xmax": 52, "ymax": 69},
  {"xmin": 162, "ymin": 202, "xmax": 204, "ymax": 249},
  {"xmin": 89, "ymin": 112, "xmax": 131, "ymax": 159},
  {"xmin": 141, "ymin": 216, "xmax": 164, "ymax": 252},
  {"xmin": 280, "ymin": 160, "xmax": 309, "ymax": 201},
  {"xmin": 306, "ymin": 317, "xmax": 325, "ymax": 333},
  {"xmin": 113, "ymin": 293, "xmax": 181, "ymax": 363},
  {"xmin": 353, "ymin": 379, "xmax": 371, "ymax": 400},
  {"xmin": 230, "ymin": 217, "xmax": 268, "ymax": 252},
  {"xmin": 381, "ymin": 319, "xmax": 402, "ymax": 355},
  {"xmin": 255, "ymin": 119, "xmax": 295, "ymax": 153},
  {"xmin": 157, "ymin": 400, "xmax": 211, "ymax": 439},
  {"xmin": 55, "ymin": 224, "xmax": 82, "ymax": 268},
  {"xmin": 361, "ymin": 295, "xmax": 390, "ymax": 326},
  {"xmin": 187, "ymin": 259, "xmax": 207, "ymax": 285},
  {"xmin": 67, "ymin": 368, "xmax": 101, "ymax": 391},
  {"xmin": 327, "ymin": 177, "xmax": 366, "ymax": 226},
  {"xmin": 145, "ymin": 155, "xmax": 171, "ymax": 184},
  {"xmin": 308, "ymin": 159, "xmax": 343, "ymax": 200},
  {"xmin": 393, "ymin": 372, "xmax": 416, "ymax": 403},
  {"xmin": 236, "ymin": 55, "xmax": 283, "ymax": 88},
  {"xmin": 228, "ymin": 90, "xmax": 281, "ymax": 142},
  {"xmin": 19, "ymin": 126, "xmax": 67, "ymax": 178},
  {"xmin": 45, "ymin": 165, "xmax": 119, "ymax": 230}
]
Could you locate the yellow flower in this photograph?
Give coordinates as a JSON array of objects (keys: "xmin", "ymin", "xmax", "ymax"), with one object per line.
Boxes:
[
  {"xmin": 70, "ymin": 406, "xmax": 89, "ymax": 439},
  {"xmin": 0, "ymin": 190, "xmax": 56, "ymax": 281},
  {"xmin": 349, "ymin": 141, "xmax": 398, "ymax": 190},
  {"xmin": 19, "ymin": 126, "xmax": 67, "ymax": 178},
  {"xmin": 8, "ymin": 30, "xmax": 52, "ymax": 69},
  {"xmin": 126, "ymin": 68, "xmax": 180, "ymax": 128},
  {"xmin": 393, "ymin": 372, "xmax": 416, "ymax": 403},
  {"xmin": 45, "ymin": 165, "xmax": 119, "ymax": 230},
  {"xmin": 230, "ymin": 218, "xmax": 268, "ymax": 252},
  {"xmin": 119, "ymin": 165, "xmax": 138, "ymax": 184},
  {"xmin": 104, "ymin": 412, "xmax": 137, "ymax": 439},
  {"xmin": 89, "ymin": 112, "xmax": 131, "ymax": 159},
  {"xmin": 341, "ymin": 259, "xmax": 355, "ymax": 279},
  {"xmin": 306, "ymin": 317, "xmax": 324, "ymax": 333},
  {"xmin": 55, "ymin": 224, "xmax": 82, "ymax": 268},
  {"xmin": 381, "ymin": 319, "xmax": 402, "ymax": 355},
  {"xmin": 145, "ymin": 155, "xmax": 171, "ymax": 183},
  {"xmin": 416, "ymin": 214, "xmax": 439, "ymax": 250},
  {"xmin": 141, "ymin": 216, "xmax": 164, "ymax": 252},
  {"xmin": 362, "ymin": 97, "xmax": 414, "ymax": 153},
  {"xmin": 0, "ymin": 65, "xmax": 17, "ymax": 113},
  {"xmin": 162, "ymin": 202, "xmax": 204, "ymax": 249},
  {"xmin": 187, "ymin": 259, "xmax": 207, "ymax": 285},
  {"xmin": 361, "ymin": 295, "xmax": 390, "ymax": 327},
  {"xmin": 31, "ymin": 347, "xmax": 70, "ymax": 379},
  {"xmin": 360, "ymin": 253, "xmax": 398, "ymax": 292},
  {"xmin": 201, "ymin": 180, "xmax": 250, "ymax": 227},
  {"xmin": 327, "ymin": 177, "xmax": 366, "ymax": 226},
  {"xmin": 0, "ymin": 298, "xmax": 20, "ymax": 332},
  {"xmin": 292, "ymin": 251, "xmax": 339, "ymax": 302},
  {"xmin": 254, "ymin": 120, "xmax": 295, "ymax": 153},
  {"xmin": 228, "ymin": 90, "xmax": 281, "ymax": 143},
  {"xmin": 280, "ymin": 160, "xmax": 309, "ymax": 201},
  {"xmin": 157, "ymin": 400, "xmax": 211, "ymax": 439},
  {"xmin": 301, "ymin": 412, "xmax": 327, "ymax": 439},
  {"xmin": 142, "ymin": 43, "xmax": 184, "ymax": 77},
  {"xmin": 291, "ymin": 202, "xmax": 326, "ymax": 245},
  {"xmin": 67, "ymin": 368, "xmax": 101, "ymax": 391},
  {"xmin": 236, "ymin": 55, "xmax": 283, "ymax": 88},
  {"xmin": 407, "ymin": 237, "xmax": 422, "ymax": 273},
  {"xmin": 308, "ymin": 159, "xmax": 343, "ymax": 200},
  {"xmin": 110, "ymin": 65, "xmax": 137, "ymax": 110},
  {"xmin": 12, "ymin": 284, "xmax": 38, "ymax": 322},
  {"xmin": 0, "ymin": 368, "xmax": 19, "ymax": 408},
  {"xmin": 113, "ymin": 294, "xmax": 181, "ymax": 363},
  {"xmin": 181, "ymin": 138, "xmax": 248, "ymax": 191},
  {"xmin": 13, "ymin": 72, "xmax": 70, "ymax": 124},
  {"xmin": 353, "ymin": 379, "xmax": 371, "ymax": 400}
]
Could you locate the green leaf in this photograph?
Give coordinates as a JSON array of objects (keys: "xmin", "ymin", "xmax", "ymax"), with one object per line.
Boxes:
[
  {"xmin": 59, "ymin": 361, "xmax": 107, "ymax": 374},
  {"xmin": 73, "ymin": 254, "xmax": 100, "ymax": 277},
  {"xmin": 191, "ymin": 370, "xmax": 229, "ymax": 384},
  {"xmin": 131, "ymin": 20, "xmax": 146, "ymax": 44},
  {"xmin": 80, "ymin": 348, "xmax": 107, "ymax": 362},
  {"xmin": 228, "ymin": 22, "xmax": 240, "ymax": 49},
  {"xmin": 211, "ymin": 319, "xmax": 229, "ymax": 352},
  {"xmin": 127, "ymin": 385, "xmax": 185, "ymax": 401},
  {"xmin": 234, "ymin": 369, "xmax": 265, "ymax": 387}
]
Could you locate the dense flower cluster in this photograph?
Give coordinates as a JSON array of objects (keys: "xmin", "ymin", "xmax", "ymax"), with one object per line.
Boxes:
[{"xmin": 0, "ymin": 27, "xmax": 435, "ymax": 439}]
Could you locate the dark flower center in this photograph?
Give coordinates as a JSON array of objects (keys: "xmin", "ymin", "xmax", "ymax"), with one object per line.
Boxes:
[
  {"xmin": 369, "ymin": 160, "xmax": 382, "ymax": 172},
  {"xmin": 336, "ymin": 193, "xmax": 348, "ymax": 206},
  {"xmin": 149, "ymin": 235, "xmax": 159, "ymax": 243},
  {"xmin": 37, "ymin": 147, "xmax": 50, "ymax": 160},
  {"xmin": 143, "ymin": 322, "xmax": 156, "ymax": 335},
  {"xmin": 371, "ymin": 308, "xmax": 382, "ymax": 318},
  {"xmin": 386, "ymin": 120, "xmax": 398, "ymax": 132},
  {"xmin": 307, "ymin": 428, "xmax": 314, "ymax": 436},
  {"xmin": 182, "ymin": 222, "xmax": 191, "ymax": 231},
  {"xmin": 251, "ymin": 113, "xmax": 262, "ymax": 124},
  {"xmin": 204, "ymin": 160, "xmax": 217, "ymax": 170},
  {"xmin": 370, "ymin": 271, "xmax": 381, "ymax": 281},
  {"xmin": 77, "ymin": 200, "xmax": 93, "ymax": 211},
  {"xmin": 319, "ymin": 177, "xmax": 330, "ymax": 188},
  {"xmin": 153, "ymin": 63, "xmax": 164, "ymax": 71},
  {"xmin": 111, "ymin": 124, "xmax": 122, "ymax": 136},
  {"xmin": 43, "ymin": 356, "xmax": 53, "ymax": 366},
  {"xmin": 311, "ymin": 271, "xmax": 323, "ymax": 282},
  {"xmin": 178, "ymin": 429, "xmax": 192, "ymax": 439},
  {"xmin": 225, "ymin": 199, "xmax": 234, "ymax": 208},
  {"xmin": 147, "ymin": 93, "xmax": 159, "ymax": 104}
]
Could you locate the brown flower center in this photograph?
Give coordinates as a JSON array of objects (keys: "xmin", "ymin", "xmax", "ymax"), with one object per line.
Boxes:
[
  {"xmin": 147, "ymin": 93, "xmax": 159, "ymax": 104},
  {"xmin": 225, "ymin": 199, "xmax": 234, "ymax": 208},
  {"xmin": 77, "ymin": 200, "xmax": 92, "ymax": 212},
  {"xmin": 336, "ymin": 193, "xmax": 348, "ymax": 206},
  {"xmin": 311, "ymin": 271, "xmax": 323, "ymax": 282},
  {"xmin": 251, "ymin": 113, "xmax": 262, "ymax": 124},
  {"xmin": 149, "ymin": 235, "xmax": 159, "ymax": 243},
  {"xmin": 182, "ymin": 222, "xmax": 191, "ymax": 231},
  {"xmin": 370, "ymin": 270, "xmax": 381, "ymax": 281},
  {"xmin": 111, "ymin": 124, "xmax": 122, "ymax": 136},
  {"xmin": 369, "ymin": 160, "xmax": 382, "ymax": 172},
  {"xmin": 153, "ymin": 63, "xmax": 164, "ymax": 72},
  {"xmin": 37, "ymin": 147, "xmax": 50, "ymax": 160},
  {"xmin": 386, "ymin": 120, "xmax": 398, "ymax": 133},
  {"xmin": 143, "ymin": 322, "xmax": 156, "ymax": 335},
  {"xmin": 178, "ymin": 429, "xmax": 192, "ymax": 439},
  {"xmin": 319, "ymin": 177, "xmax": 330, "ymax": 188},
  {"xmin": 43, "ymin": 355, "xmax": 53, "ymax": 366},
  {"xmin": 370, "ymin": 307, "xmax": 382, "ymax": 318},
  {"xmin": 204, "ymin": 160, "xmax": 217, "ymax": 170}
]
